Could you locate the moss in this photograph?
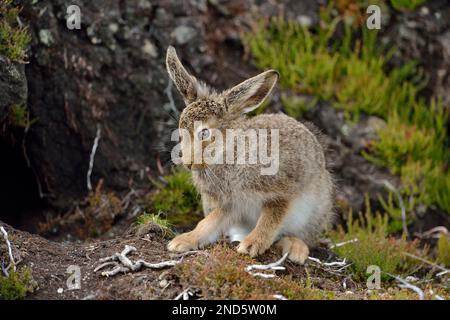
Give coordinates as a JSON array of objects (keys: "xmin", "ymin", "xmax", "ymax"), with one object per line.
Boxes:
[
  {"xmin": 437, "ymin": 235, "xmax": 450, "ymax": 267},
  {"xmin": 7, "ymin": 104, "xmax": 37, "ymax": 128},
  {"xmin": 136, "ymin": 212, "xmax": 174, "ymax": 237},
  {"xmin": 329, "ymin": 197, "xmax": 426, "ymax": 282},
  {"xmin": 174, "ymin": 244, "xmax": 336, "ymax": 300},
  {"xmin": 0, "ymin": 0, "xmax": 31, "ymax": 63},
  {"xmin": 149, "ymin": 168, "xmax": 202, "ymax": 228},
  {"xmin": 245, "ymin": 7, "xmax": 450, "ymax": 215},
  {"xmin": 0, "ymin": 267, "xmax": 34, "ymax": 300}
]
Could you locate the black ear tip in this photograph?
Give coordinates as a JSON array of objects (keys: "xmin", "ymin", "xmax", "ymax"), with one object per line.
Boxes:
[{"xmin": 269, "ymin": 69, "xmax": 280, "ymax": 79}]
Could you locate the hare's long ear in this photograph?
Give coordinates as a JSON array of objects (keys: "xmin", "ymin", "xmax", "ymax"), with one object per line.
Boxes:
[
  {"xmin": 166, "ymin": 46, "xmax": 198, "ymax": 105},
  {"xmin": 224, "ymin": 70, "xmax": 279, "ymax": 114}
]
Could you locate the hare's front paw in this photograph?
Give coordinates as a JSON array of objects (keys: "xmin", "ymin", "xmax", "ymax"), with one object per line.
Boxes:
[
  {"xmin": 167, "ymin": 232, "xmax": 198, "ymax": 252},
  {"xmin": 237, "ymin": 233, "xmax": 271, "ymax": 257}
]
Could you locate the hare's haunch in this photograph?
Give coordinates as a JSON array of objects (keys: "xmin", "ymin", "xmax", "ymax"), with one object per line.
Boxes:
[{"xmin": 165, "ymin": 46, "xmax": 334, "ymax": 264}]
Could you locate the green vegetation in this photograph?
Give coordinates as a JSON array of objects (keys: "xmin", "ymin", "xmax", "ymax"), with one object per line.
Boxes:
[
  {"xmin": 136, "ymin": 212, "xmax": 174, "ymax": 237},
  {"xmin": 390, "ymin": 0, "xmax": 426, "ymax": 11},
  {"xmin": 329, "ymin": 198, "xmax": 426, "ymax": 281},
  {"xmin": 149, "ymin": 168, "xmax": 202, "ymax": 227},
  {"xmin": 0, "ymin": 0, "xmax": 31, "ymax": 63},
  {"xmin": 0, "ymin": 267, "xmax": 34, "ymax": 300},
  {"xmin": 175, "ymin": 244, "xmax": 337, "ymax": 300},
  {"xmin": 437, "ymin": 234, "xmax": 450, "ymax": 267},
  {"xmin": 245, "ymin": 8, "xmax": 450, "ymax": 214},
  {"xmin": 8, "ymin": 104, "xmax": 35, "ymax": 128}
]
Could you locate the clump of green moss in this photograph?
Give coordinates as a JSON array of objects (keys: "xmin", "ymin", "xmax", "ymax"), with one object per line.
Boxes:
[
  {"xmin": 174, "ymin": 244, "xmax": 336, "ymax": 300},
  {"xmin": 136, "ymin": 211, "xmax": 174, "ymax": 237},
  {"xmin": 0, "ymin": 267, "xmax": 34, "ymax": 300},
  {"xmin": 329, "ymin": 198, "xmax": 426, "ymax": 282},
  {"xmin": 437, "ymin": 234, "xmax": 450, "ymax": 267},
  {"xmin": 149, "ymin": 168, "xmax": 202, "ymax": 228},
  {"xmin": 8, "ymin": 104, "xmax": 35, "ymax": 128},
  {"xmin": 0, "ymin": 0, "xmax": 31, "ymax": 63},
  {"xmin": 245, "ymin": 7, "xmax": 450, "ymax": 215}
]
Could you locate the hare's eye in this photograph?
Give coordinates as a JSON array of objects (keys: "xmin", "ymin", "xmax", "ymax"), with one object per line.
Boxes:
[{"xmin": 198, "ymin": 128, "xmax": 210, "ymax": 140}]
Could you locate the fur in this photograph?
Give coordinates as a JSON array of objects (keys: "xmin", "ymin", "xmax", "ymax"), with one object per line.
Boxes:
[{"xmin": 165, "ymin": 46, "xmax": 334, "ymax": 264}]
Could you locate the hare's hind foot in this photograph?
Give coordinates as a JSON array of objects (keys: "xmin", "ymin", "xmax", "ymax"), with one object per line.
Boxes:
[{"xmin": 275, "ymin": 236, "xmax": 309, "ymax": 264}]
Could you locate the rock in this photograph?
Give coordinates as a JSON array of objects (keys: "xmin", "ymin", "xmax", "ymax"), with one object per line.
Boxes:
[
  {"xmin": 141, "ymin": 40, "xmax": 159, "ymax": 58},
  {"xmin": 0, "ymin": 54, "xmax": 27, "ymax": 121},
  {"xmin": 171, "ymin": 25, "xmax": 197, "ymax": 45},
  {"xmin": 384, "ymin": 0, "xmax": 450, "ymax": 107},
  {"xmin": 38, "ymin": 29, "xmax": 54, "ymax": 47}
]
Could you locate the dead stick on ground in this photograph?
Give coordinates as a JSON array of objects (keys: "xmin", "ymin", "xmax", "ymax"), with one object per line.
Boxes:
[
  {"xmin": 95, "ymin": 245, "xmax": 183, "ymax": 277},
  {"xmin": 0, "ymin": 226, "xmax": 16, "ymax": 275},
  {"xmin": 384, "ymin": 271, "xmax": 424, "ymax": 300},
  {"xmin": 402, "ymin": 252, "xmax": 449, "ymax": 274}
]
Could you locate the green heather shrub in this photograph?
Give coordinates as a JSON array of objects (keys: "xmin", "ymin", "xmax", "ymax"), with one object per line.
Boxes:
[
  {"xmin": 329, "ymin": 198, "xmax": 425, "ymax": 281},
  {"xmin": 245, "ymin": 9, "xmax": 450, "ymax": 214},
  {"xmin": 0, "ymin": 0, "xmax": 31, "ymax": 63}
]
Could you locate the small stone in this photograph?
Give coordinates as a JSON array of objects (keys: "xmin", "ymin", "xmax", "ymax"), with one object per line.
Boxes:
[
  {"xmin": 420, "ymin": 7, "xmax": 429, "ymax": 16},
  {"xmin": 171, "ymin": 26, "xmax": 197, "ymax": 45},
  {"xmin": 108, "ymin": 23, "xmax": 119, "ymax": 34},
  {"xmin": 159, "ymin": 279, "xmax": 168, "ymax": 288},
  {"xmin": 297, "ymin": 15, "xmax": 313, "ymax": 27},
  {"xmin": 57, "ymin": 288, "xmax": 64, "ymax": 294},
  {"xmin": 39, "ymin": 29, "xmax": 54, "ymax": 47},
  {"xmin": 142, "ymin": 39, "xmax": 158, "ymax": 58}
]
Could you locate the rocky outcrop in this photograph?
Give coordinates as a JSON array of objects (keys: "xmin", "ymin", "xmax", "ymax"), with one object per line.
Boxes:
[
  {"xmin": 0, "ymin": 54, "xmax": 27, "ymax": 121},
  {"xmin": 384, "ymin": 0, "xmax": 450, "ymax": 107}
]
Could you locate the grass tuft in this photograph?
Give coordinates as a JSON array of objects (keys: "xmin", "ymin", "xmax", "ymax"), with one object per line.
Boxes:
[{"xmin": 136, "ymin": 212, "xmax": 174, "ymax": 237}]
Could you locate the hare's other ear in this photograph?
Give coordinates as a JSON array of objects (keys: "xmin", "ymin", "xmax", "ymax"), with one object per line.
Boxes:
[
  {"xmin": 224, "ymin": 70, "xmax": 279, "ymax": 114},
  {"xmin": 166, "ymin": 46, "xmax": 198, "ymax": 105}
]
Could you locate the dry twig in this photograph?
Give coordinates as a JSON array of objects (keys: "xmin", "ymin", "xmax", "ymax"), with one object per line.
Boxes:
[
  {"xmin": 0, "ymin": 226, "xmax": 16, "ymax": 276},
  {"xmin": 95, "ymin": 245, "xmax": 182, "ymax": 277}
]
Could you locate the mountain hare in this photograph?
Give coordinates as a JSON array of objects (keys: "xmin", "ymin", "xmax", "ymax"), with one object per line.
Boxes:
[{"xmin": 165, "ymin": 46, "xmax": 333, "ymax": 264}]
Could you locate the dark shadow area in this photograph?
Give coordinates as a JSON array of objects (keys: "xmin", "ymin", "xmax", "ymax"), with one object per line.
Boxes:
[{"xmin": 0, "ymin": 135, "xmax": 46, "ymax": 233}]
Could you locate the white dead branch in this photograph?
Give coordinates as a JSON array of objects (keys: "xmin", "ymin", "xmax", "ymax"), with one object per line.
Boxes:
[
  {"xmin": 251, "ymin": 272, "xmax": 277, "ymax": 279},
  {"xmin": 87, "ymin": 124, "xmax": 101, "ymax": 192},
  {"xmin": 415, "ymin": 226, "xmax": 449, "ymax": 239},
  {"xmin": 0, "ymin": 226, "xmax": 16, "ymax": 276},
  {"xmin": 246, "ymin": 253, "xmax": 288, "ymax": 273},
  {"xmin": 95, "ymin": 245, "xmax": 182, "ymax": 277},
  {"xmin": 174, "ymin": 287, "xmax": 194, "ymax": 300},
  {"xmin": 330, "ymin": 238, "xmax": 358, "ymax": 249},
  {"xmin": 383, "ymin": 180, "xmax": 408, "ymax": 236},
  {"xmin": 245, "ymin": 253, "xmax": 288, "ymax": 278},
  {"xmin": 385, "ymin": 272, "xmax": 424, "ymax": 300},
  {"xmin": 402, "ymin": 252, "xmax": 450, "ymax": 276}
]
